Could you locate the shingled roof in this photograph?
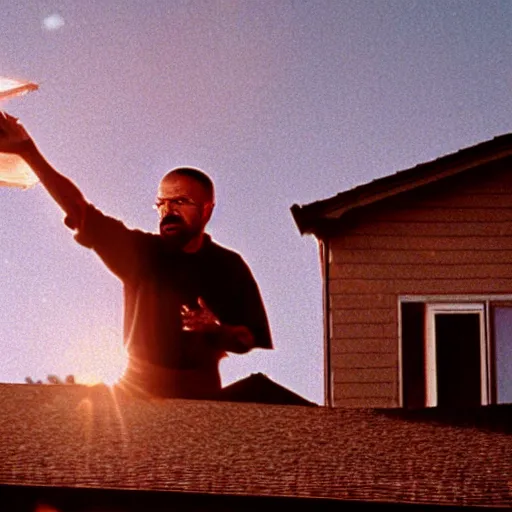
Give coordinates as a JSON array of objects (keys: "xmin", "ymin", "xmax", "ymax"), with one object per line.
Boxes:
[
  {"xmin": 291, "ymin": 133, "xmax": 512, "ymax": 236},
  {"xmin": 1, "ymin": 384, "xmax": 512, "ymax": 509}
]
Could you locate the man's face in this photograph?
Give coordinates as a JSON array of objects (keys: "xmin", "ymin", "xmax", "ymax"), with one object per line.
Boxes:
[{"xmin": 155, "ymin": 174, "xmax": 213, "ymax": 247}]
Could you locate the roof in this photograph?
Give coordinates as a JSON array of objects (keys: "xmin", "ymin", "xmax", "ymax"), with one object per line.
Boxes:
[
  {"xmin": 219, "ymin": 372, "xmax": 317, "ymax": 406},
  {"xmin": 291, "ymin": 133, "xmax": 512, "ymax": 236},
  {"xmin": 1, "ymin": 383, "xmax": 512, "ymax": 508}
]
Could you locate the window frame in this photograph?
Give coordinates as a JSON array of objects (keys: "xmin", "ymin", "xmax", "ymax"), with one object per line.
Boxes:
[
  {"xmin": 400, "ymin": 294, "xmax": 512, "ymax": 408},
  {"xmin": 425, "ymin": 303, "xmax": 488, "ymax": 407}
]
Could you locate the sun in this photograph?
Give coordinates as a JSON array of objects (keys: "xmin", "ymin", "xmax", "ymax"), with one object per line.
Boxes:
[
  {"xmin": 79, "ymin": 371, "xmax": 121, "ymax": 387},
  {"xmin": 61, "ymin": 332, "xmax": 128, "ymax": 387}
]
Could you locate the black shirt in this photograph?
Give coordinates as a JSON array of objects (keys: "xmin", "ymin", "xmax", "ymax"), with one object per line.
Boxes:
[{"xmin": 75, "ymin": 204, "xmax": 273, "ymax": 373}]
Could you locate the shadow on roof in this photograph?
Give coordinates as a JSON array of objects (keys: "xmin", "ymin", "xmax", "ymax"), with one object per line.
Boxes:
[{"xmin": 379, "ymin": 403, "xmax": 512, "ymax": 434}]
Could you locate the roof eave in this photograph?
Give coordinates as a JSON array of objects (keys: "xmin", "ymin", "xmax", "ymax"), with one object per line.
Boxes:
[
  {"xmin": 290, "ymin": 203, "xmax": 338, "ymax": 238},
  {"xmin": 291, "ymin": 134, "xmax": 512, "ymax": 238}
]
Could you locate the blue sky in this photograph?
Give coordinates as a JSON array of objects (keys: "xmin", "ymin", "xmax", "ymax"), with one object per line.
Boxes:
[{"xmin": 1, "ymin": 1, "xmax": 511, "ymax": 403}]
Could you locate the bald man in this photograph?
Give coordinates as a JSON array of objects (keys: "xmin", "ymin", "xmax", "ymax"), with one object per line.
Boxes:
[{"xmin": 0, "ymin": 112, "xmax": 273, "ymax": 399}]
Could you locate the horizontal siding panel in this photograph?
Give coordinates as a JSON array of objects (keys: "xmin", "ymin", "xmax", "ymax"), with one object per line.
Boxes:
[
  {"xmin": 373, "ymin": 207, "xmax": 512, "ymax": 223},
  {"xmin": 331, "ymin": 249, "xmax": 512, "ymax": 265},
  {"xmin": 331, "ymin": 352, "xmax": 396, "ymax": 368},
  {"xmin": 412, "ymin": 194, "xmax": 512, "ymax": 209},
  {"xmin": 330, "ymin": 278, "xmax": 512, "ymax": 295},
  {"xmin": 445, "ymin": 167, "xmax": 512, "ymax": 192},
  {"xmin": 333, "ymin": 396, "xmax": 398, "ymax": 408},
  {"xmin": 332, "ymin": 338, "xmax": 396, "ymax": 353},
  {"xmin": 332, "ymin": 381, "xmax": 395, "ymax": 399},
  {"xmin": 331, "ymin": 323, "xmax": 396, "ymax": 339},
  {"xmin": 330, "ymin": 293, "xmax": 396, "ymax": 309},
  {"xmin": 331, "ymin": 308, "xmax": 395, "ymax": 324},
  {"xmin": 334, "ymin": 367, "xmax": 396, "ymax": 383},
  {"xmin": 348, "ymin": 221, "xmax": 512, "ymax": 237},
  {"xmin": 330, "ymin": 263, "xmax": 512, "ymax": 280},
  {"xmin": 331, "ymin": 279, "xmax": 390, "ymax": 294},
  {"xmin": 331, "ymin": 235, "xmax": 512, "ymax": 251}
]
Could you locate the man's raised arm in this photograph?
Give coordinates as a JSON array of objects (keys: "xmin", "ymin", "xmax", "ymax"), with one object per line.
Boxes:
[{"xmin": 0, "ymin": 112, "xmax": 87, "ymax": 229}]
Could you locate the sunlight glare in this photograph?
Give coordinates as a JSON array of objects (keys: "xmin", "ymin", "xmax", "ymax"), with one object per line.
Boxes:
[{"xmin": 62, "ymin": 332, "xmax": 128, "ymax": 387}]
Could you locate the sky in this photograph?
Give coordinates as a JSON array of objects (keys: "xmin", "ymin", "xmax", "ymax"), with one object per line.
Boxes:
[{"xmin": 0, "ymin": 1, "xmax": 511, "ymax": 404}]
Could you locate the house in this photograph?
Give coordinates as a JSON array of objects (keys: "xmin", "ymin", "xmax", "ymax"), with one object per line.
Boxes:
[
  {"xmin": 291, "ymin": 133, "xmax": 512, "ymax": 409},
  {"xmin": 3, "ymin": 135, "xmax": 512, "ymax": 510},
  {"xmin": 1, "ymin": 383, "xmax": 512, "ymax": 510}
]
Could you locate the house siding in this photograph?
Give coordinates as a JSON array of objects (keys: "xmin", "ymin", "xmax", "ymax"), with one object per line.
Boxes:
[{"xmin": 327, "ymin": 160, "xmax": 512, "ymax": 407}]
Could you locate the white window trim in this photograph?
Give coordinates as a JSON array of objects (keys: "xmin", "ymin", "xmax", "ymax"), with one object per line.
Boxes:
[
  {"xmin": 425, "ymin": 303, "xmax": 488, "ymax": 407},
  {"xmin": 401, "ymin": 294, "xmax": 512, "ymax": 303}
]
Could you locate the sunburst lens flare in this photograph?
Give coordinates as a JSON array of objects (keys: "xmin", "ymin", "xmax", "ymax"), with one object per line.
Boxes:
[{"xmin": 66, "ymin": 334, "xmax": 128, "ymax": 388}]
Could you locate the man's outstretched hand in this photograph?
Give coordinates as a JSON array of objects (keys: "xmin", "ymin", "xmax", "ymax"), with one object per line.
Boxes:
[
  {"xmin": 181, "ymin": 297, "xmax": 221, "ymax": 333},
  {"xmin": 0, "ymin": 111, "xmax": 33, "ymax": 155}
]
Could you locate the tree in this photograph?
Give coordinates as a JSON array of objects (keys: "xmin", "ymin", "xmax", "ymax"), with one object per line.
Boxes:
[
  {"xmin": 46, "ymin": 374, "xmax": 63, "ymax": 385},
  {"xmin": 24, "ymin": 374, "xmax": 76, "ymax": 385}
]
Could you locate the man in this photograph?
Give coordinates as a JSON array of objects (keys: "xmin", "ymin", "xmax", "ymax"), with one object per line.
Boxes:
[{"xmin": 0, "ymin": 112, "xmax": 273, "ymax": 399}]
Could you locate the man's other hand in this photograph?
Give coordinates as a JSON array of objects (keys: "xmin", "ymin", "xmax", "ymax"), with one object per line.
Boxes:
[
  {"xmin": 181, "ymin": 297, "xmax": 256, "ymax": 353},
  {"xmin": 181, "ymin": 296, "xmax": 221, "ymax": 333}
]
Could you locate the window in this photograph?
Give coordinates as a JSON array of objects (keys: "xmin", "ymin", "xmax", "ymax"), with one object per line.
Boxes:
[
  {"xmin": 401, "ymin": 297, "xmax": 512, "ymax": 408},
  {"xmin": 492, "ymin": 305, "xmax": 512, "ymax": 403},
  {"xmin": 425, "ymin": 304, "xmax": 487, "ymax": 407}
]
